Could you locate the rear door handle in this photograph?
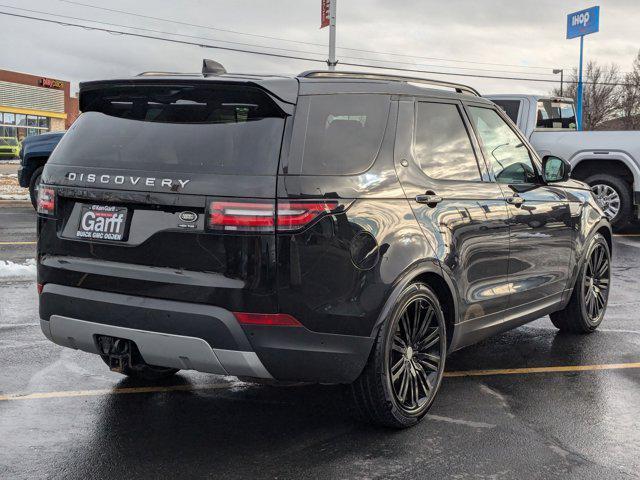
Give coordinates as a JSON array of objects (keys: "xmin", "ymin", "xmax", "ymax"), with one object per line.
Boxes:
[
  {"xmin": 506, "ymin": 194, "xmax": 525, "ymax": 207},
  {"xmin": 415, "ymin": 194, "xmax": 443, "ymax": 205}
]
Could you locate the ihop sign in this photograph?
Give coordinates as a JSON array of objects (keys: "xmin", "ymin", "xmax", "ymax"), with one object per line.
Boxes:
[{"xmin": 567, "ymin": 6, "xmax": 600, "ymax": 39}]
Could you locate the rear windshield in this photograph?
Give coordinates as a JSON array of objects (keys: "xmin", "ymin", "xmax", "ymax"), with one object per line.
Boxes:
[
  {"xmin": 536, "ymin": 100, "xmax": 577, "ymax": 130},
  {"xmin": 50, "ymin": 84, "xmax": 287, "ymax": 175}
]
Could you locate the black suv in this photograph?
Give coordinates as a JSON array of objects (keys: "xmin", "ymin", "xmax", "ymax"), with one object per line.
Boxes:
[{"xmin": 37, "ymin": 65, "xmax": 612, "ymax": 428}]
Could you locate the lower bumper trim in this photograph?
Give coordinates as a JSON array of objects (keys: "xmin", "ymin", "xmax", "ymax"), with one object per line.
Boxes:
[{"xmin": 44, "ymin": 315, "xmax": 272, "ymax": 379}]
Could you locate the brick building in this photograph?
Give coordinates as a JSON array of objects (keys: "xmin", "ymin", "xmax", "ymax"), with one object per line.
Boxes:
[{"xmin": 0, "ymin": 69, "xmax": 79, "ymax": 142}]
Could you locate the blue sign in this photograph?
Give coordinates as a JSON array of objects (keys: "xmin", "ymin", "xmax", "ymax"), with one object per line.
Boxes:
[{"xmin": 567, "ymin": 6, "xmax": 600, "ymax": 39}]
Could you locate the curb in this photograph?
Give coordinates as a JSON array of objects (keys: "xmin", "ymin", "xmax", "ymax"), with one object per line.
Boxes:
[{"xmin": 0, "ymin": 200, "xmax": 32, "ymax": 207}]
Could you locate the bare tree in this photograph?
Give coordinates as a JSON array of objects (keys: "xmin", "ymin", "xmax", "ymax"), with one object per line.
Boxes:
[
  {"xmin": 618, "ymin": 51, "xmax": 640, "ymax": 129},
  {"xmin": 552, "ymin": 61, "xmax": 622, "ymax": 130}
]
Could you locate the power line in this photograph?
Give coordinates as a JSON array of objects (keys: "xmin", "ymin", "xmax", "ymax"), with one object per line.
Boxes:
[
  {"xmin": 0, "ymin": 10, "xmax": 633, "ymax": 88},
  {"xmin": 0, "ymin": 3, "xmax": 564, "ymax": 78},
  {"xmin": 59, "ymin": 0, "xmax": 572, "ymax": 72}
]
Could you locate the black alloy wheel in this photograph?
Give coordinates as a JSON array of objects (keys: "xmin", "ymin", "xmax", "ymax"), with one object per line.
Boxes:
[
  {"xmin": 349, "ymin": 283, "xmax": 447, "ymax": 428},
  {"xmin": 582, "ymin": 241, "xmax": 611, "ymax": 324},
  {"xmin": 389, "ymin": 296, "xmax": 443, "ymax": 414},
  {"xmin": 550, "ymin": 233, "xmax": 611, "ymax": 333}
]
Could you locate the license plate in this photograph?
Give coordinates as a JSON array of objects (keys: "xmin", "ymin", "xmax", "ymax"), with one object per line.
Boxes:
[{"xmin": 76, "ymin": 205, "xmax": 128, "ymax": 241}]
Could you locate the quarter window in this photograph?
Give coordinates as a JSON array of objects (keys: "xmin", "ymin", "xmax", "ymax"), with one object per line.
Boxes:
[
  {"xmin": 298, "ymin": 94, "xmax": 390, "ymax": 175},
  {"xmin": 414, "ymin": 102, "xmax": 481, "ymax": 181},
  {"xmin": 468, "ymin": 107, "xmax": 538, "ymax": 185}
]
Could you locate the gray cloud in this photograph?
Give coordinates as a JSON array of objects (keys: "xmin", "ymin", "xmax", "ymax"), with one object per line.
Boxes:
[{"xmin": 1, "ymin": 0, "xmax": 639, "ymax": 96}]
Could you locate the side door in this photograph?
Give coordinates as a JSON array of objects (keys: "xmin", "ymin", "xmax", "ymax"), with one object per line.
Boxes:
[
  {"xmin": 465, "ymin": 103, "xmax": 573, "ymax": 310},
  {"xmin": 395, "ymin": 98, "xmax": 511, "ymax": 325}
]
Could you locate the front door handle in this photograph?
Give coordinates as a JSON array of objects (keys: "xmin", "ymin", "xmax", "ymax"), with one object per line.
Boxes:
[
  {"xmin": 506, "ymin": 194, "xmax": 525, "ymax": 207},
  {"xmin": 415, "ymin": 193, "xmax": 443, "ymax": 205}
]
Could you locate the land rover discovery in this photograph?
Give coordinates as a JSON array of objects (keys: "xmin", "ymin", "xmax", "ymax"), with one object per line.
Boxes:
[{"xmin": 37, "ymin": 63, "xmax": 612, "ymax": 428}]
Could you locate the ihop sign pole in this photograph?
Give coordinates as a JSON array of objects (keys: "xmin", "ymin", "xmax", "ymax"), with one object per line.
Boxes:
[{"xmin": 567, "ymin": 6, "xmax": 600, "ymax": 130}]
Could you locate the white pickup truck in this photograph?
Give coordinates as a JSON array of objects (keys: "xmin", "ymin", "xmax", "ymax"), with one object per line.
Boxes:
[{"xmin": 485, "ymin": 94, "xmax": 640, "ymax": 230}]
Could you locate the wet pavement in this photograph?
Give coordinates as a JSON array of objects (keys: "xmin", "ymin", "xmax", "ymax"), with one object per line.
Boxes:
[{"xmin": 1, "ymin": 204, "xmax": 639, "ymax": 479}]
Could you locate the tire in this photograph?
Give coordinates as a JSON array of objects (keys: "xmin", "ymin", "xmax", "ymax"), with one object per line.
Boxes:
[
  {"xmin": 550, "ymin": 233, "xmax": 611, "ymax": 333},
  {"xmin": 348, "ymin": 283, "xmax": 447, "ymax": 428},
  {"xmin": 584, "ymin": 173, "xmax": 632, "ymax": 231},
  {"xmin": 29, "ymin": 167, "xmax": 43, "ymax": 210}
]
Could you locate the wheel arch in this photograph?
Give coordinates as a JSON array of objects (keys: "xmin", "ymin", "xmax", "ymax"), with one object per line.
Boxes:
[
  {"xmin": 570, "ymin": 155, "xmax": 637, "ymax": 192},
  {"xmin": 371, "ymin": 262, "xmax": 458, "ymax": 350},
  {"xmin": 596, "ymin": 224, "xmax": 613, "ymax": 253}
]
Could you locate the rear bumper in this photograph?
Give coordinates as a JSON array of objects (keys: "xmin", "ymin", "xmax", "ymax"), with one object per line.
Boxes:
[{"xmin": 39, "ymin": 284, "xmax": 373, "ymax": 383}]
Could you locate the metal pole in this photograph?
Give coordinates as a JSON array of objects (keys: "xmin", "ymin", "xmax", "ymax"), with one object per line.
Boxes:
[
  {"xmin": 576, "ymin": 35, "xmax": 584, "ymax": 130},
  {"xmin": 553, "ymin": 69, "xmax": 564, "ymax": 96},
  {"xmin": 328, "ymin": 0, "xmax": 337, "ymax": 70}
]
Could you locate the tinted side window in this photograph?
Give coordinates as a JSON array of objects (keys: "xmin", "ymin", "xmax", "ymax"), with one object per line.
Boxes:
[
  {"xmin": 414, "ymin": 102, "xmax": 481, "ymax": 181},
  {"xmin": 468, "ymin": 107, "xmax": 538, "ymax": 185},
  {"xmin": 491, "ymin": 100, "xmax": 520, "ymax": 124},
  {"xmin": 299, "ymin": 94, "xmax": 389, "ymax": 175}
]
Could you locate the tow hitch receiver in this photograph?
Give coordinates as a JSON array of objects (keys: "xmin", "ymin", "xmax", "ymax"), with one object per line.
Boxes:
[{"xmin": 96, "ymin": 335, "xmax": 134, "ymax": 373}]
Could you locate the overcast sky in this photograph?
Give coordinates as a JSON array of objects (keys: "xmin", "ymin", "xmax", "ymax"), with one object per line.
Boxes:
[{"xmin": 1, "ymin": 0, "xmax": 639, "ymax": 96}]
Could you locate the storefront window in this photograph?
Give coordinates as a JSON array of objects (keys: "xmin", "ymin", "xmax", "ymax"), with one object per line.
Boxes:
[{"xmin": 2, "ymin": 112, "xmax": 51, "ymax": 141}]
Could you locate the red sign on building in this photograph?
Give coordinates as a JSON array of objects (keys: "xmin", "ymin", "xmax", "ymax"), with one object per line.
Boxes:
[
  {"xmin": 321, "ymin": 0, "xmax": 330, "ymax": 28},
  {"xmin": 39, "ymin": 78, "xmax": 64, "ymax": 89}
]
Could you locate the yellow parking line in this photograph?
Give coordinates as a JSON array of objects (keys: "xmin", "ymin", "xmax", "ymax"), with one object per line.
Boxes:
[
  {"xmin": 444, "ymin": 362, "xmax": 640, "ymax": 378},
  {"xmin": 1, "ymin": 362, "xmax": 639, "ymax": 402},
  {"xmin": 0, "ymin": 382, "xmax": 232, "ymax": 402},
  {"xmin": 0, "ymin": 241, "xmax": 36, "ymax": 245}
]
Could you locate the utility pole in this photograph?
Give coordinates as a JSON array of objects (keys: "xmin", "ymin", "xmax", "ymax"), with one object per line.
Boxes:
[
  {"xmin": 328, "ymin": 0, "xmax": 337, "ymax": 70},
  {"xmin": 566, "ymin": 6, "xmax": 599, "ymax": 131},
  {"xmin": 576, "ymin": 35, "xmax": 584, "ymax": 129},
  {"xmin": 553, "ymin": 69, "xmax": 564, "ymax": 96}
]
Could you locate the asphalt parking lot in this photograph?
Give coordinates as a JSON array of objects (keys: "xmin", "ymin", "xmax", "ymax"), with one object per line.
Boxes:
[{"xmin": 1, "ymin": 204, "xmax": 639, "ymax": 479}]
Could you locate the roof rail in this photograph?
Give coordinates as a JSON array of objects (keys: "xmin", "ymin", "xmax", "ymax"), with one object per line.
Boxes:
[
  {"xmin": 298, "ymin": 70, "xmax": 480, "ymax": 97},
  {"xmin": 136, "ymin": 71, "xmax": 199, "ymax": 77}
]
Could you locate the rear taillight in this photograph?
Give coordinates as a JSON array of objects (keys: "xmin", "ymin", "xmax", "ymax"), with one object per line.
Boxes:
[
  {"xmin": 209, "ymin": 200, "xmax": 275, "ymax": 232},
  {"xmin": 207, "ymin": 200, "xmax": 340, "ymax": 232},
  {"xmin": 276, "ymin": 201, "xmax": 339, "ymax": 231},
  {"xmin": 37, "ymin": 283, "xmax": 44, "ymax": 294},
  {"xmin": 233, "ymin": 312, "xmax": 302, "ymax": 327},
  {"xmin": 37, "ymin": 187, "xmax": 55, "ymax": 215}
]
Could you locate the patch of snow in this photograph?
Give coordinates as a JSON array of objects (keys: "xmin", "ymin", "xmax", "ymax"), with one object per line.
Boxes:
[
  {"xmin": 0, "ymin": 194, "xmax": 30, "ymax": 200},
  {"xmin": 0, "ymin": 173, "xmax": 18, "ymax": 178},
  {"xmin": 0, "ymin": 259, "xmax": 37, "ymax": 281},
  {"xmin": 0, "ymin": 159, "xmax": 20, "ymax": 164}
]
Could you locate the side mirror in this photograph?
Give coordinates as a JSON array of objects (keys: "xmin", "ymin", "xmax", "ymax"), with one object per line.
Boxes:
[{"xmin": 542, "ymin": 155, "xmax": 571, "ymax": 183}]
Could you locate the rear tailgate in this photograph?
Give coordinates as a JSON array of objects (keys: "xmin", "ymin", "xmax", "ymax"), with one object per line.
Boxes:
[{"xmin": 38, "ymin": 80, "xmax": 295, "ymax": 313}]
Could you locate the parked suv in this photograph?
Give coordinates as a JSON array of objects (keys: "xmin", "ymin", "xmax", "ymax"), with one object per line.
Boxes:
[
  {"xmin": 37, "ymin": 64, "xmax": 612, "ymax": 428},
  {"xmin": 18, "ymin": 131, "xmax": 65, "ymax": 209}
]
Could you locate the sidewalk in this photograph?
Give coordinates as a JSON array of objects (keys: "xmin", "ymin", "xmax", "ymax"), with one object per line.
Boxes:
[
  {"xmin": 0, "ymin": 160, "xmax": 19, "ymax": 175},
  {"xmin": 0, "ymin": 162, "xmax": 29, "ymax": 201}
]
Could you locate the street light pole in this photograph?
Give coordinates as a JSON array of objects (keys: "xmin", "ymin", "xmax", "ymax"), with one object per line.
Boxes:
[
  {"xmin": 553, "ymin": 68, "xmax": 564, "ymax": 96},
  {"xmin": 327, "ymin": 0, "xmax": 337, "ymax": 70}
]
